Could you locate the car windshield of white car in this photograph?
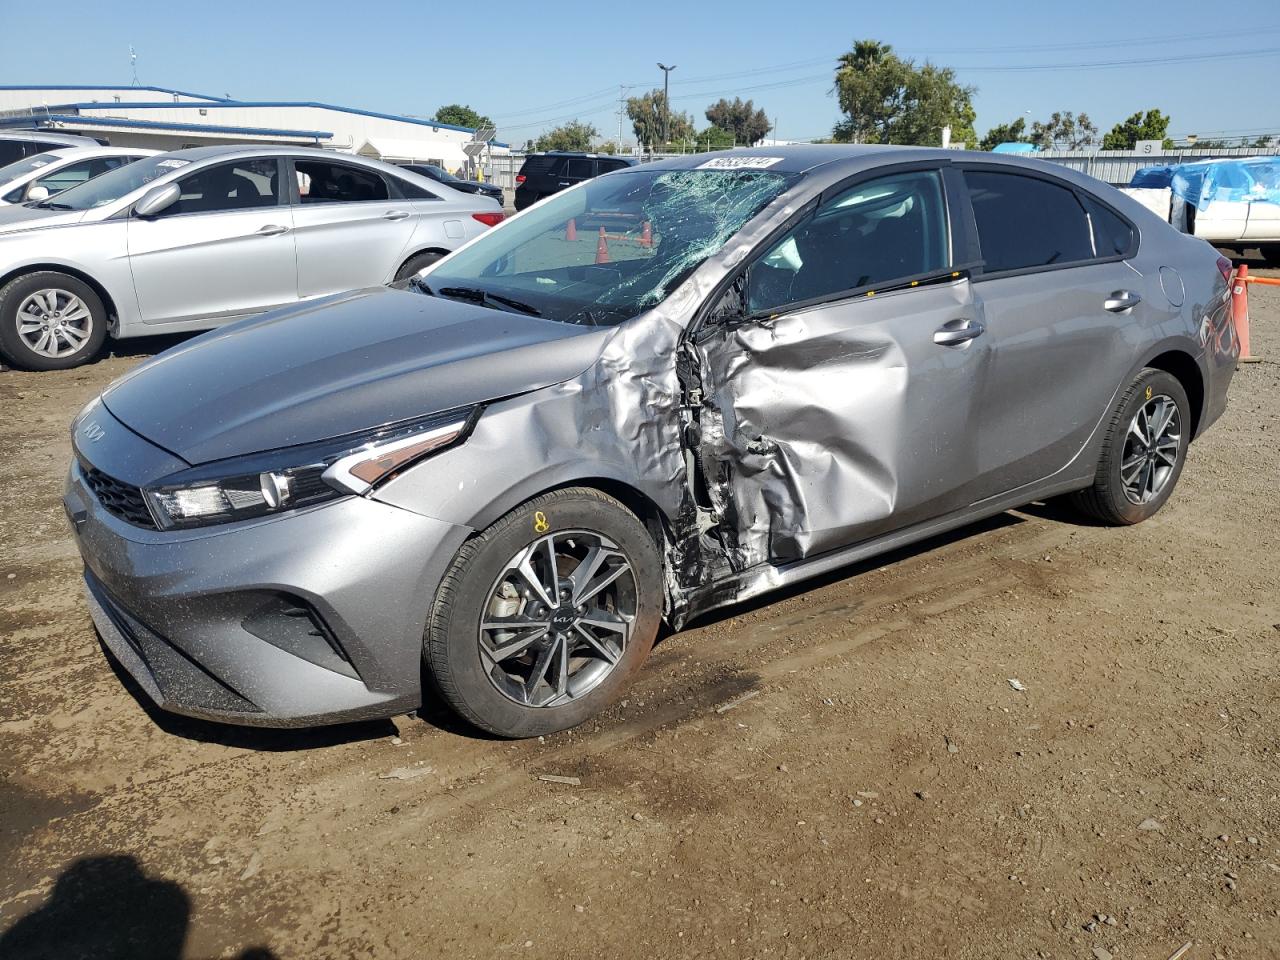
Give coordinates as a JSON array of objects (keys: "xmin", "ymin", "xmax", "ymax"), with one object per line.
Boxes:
[
  {"xmin": 37, "ymin": 155, "xmax": 189, "ymax": 210},
  {"xmin": 418, "ymin": 167, "xmax": 796, "ymax": 326}
]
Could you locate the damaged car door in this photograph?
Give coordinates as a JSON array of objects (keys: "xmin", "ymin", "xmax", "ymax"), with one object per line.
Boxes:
[{"xmin": 690, "ymin": 166, "xmax": 992, "ymax": 570}]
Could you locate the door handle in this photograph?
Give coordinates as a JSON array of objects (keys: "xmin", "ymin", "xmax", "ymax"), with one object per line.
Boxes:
[
  {"xmin": 382, "ymin": 210, "xmax": 411, "ymax": 221},
  {"xmin": 557, "ymin": 182, "xmax": 571, "ymax": 187},
  {"xmin": 933, "ymin": 318, "xmax": 986, "ymax": 347},
  {"xmin": 256, "ymin": 224, "xmax": 289, "ymax": 236},
  {"xmin": 1104, "ymin": 290, "xmax": 1142, "ymax": 313}
]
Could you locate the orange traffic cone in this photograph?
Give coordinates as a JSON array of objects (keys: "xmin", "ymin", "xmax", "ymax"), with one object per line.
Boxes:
[
  {"xmin": 565, "ymin": 218, "xmax": 577, "ymax": 242},
  {"xmin": 595, "ymin": 226, "xmax": 610, "ymax": 264},
  {"xmin": 639, "ymin": 220, "xmax": 653, "ymax": 248},
  {"xmin": 1231, "ymin": 265, "xmax": 1254, "ymax": 362}
]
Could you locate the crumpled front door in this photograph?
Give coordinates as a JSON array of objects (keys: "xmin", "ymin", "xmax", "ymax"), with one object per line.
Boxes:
[{"xmin": 691, "ymin": 277, "xmax": 991, "ymax": 571}]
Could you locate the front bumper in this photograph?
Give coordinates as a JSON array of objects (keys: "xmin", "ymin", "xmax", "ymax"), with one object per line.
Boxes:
[{"xmin": 65, "ymin": 459, "xmax": 471, "ymax": 727}]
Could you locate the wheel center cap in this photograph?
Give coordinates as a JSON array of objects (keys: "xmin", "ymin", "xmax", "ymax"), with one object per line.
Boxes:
[{"xmin": 550, "ymin": 608, "xmax": 577, "ymax": 631}]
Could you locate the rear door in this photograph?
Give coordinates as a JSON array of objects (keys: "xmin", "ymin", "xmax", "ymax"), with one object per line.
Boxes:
[
  {"xmin": 958, "ymin": 166, "xmax": 1146, "ymax": 499},
  {"xmin": 289, "ymin": 158, "xmax": 418, "ymax": 297},
  {"xmin": 562, "ymin": 157, "xmax": 595, "ymax": 190},
  {"xmin": 127, "ymin": 157, "xmax": 297, "ymax": 324},
  {"xmin": 693, "ymin": 165, "xmax": 992, "ymax": 567}
]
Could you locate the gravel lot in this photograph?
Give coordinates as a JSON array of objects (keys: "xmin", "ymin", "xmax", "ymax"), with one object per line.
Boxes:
[{"xmin": 2, "ymin": 262, "xmax": 1278, "ymax": 960}]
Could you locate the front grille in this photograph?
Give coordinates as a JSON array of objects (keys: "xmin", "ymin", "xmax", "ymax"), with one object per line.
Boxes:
[{"xmin": 81, "ymin": 464, "xmax": 158, "ymax": 529}]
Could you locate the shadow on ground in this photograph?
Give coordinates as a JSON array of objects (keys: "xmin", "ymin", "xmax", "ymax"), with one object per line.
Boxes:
[{"xmin": 0, "ymin": 854, "xmax": 275, "ymax": 960}]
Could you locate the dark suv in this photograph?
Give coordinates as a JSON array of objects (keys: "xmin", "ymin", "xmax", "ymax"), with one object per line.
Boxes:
[{"xmin": 513, "ymin": 152, "xmax": 635, "ymax": 210}]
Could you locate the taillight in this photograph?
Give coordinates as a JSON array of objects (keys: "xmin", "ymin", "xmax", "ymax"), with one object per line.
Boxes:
[
  {"xmin": 515, "ymin": 174, "xmax": 526, "ymax": 184},
  {"xmin": 472, "ymin": 211, "xmax": 505, "ymax": 227},
  {"xmin": 1216, "ymin": 255, "xmax": 1233, "ymax": 284}
]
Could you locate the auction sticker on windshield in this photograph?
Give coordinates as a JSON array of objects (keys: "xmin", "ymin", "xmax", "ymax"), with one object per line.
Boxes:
[
  {"xmin": 696, "ymin": 156, "xmax": 783, "ymax": 170},
  {"xmin": 155, "ymin": 159, "xmax": 190, "ymax": 169}
]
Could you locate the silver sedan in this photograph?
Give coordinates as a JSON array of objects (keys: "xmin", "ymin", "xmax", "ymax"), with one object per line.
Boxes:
[{"xmin": 0, "ymin": 145, "xmax": 503, "ymax": 370}]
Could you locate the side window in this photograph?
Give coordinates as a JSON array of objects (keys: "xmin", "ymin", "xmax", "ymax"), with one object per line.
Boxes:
[
  {"xmin": 964, "ymin": 170, "xmax": 1094, "ymax": 273},
  {"xmin": 164, "ymin": 159, "xmax": 281, "ymax": 216},
  {"xmin": 391, "ymin": 176, "xmax": 439, "ymax": 200},
  {"xmin": 564, "ymin": 157, "xmax": 594, "ymax": 179},
  {"xmin": 747, "ymin": 169, "xmax": 950, "ymax": 315},
  {"xmin": 600, "ymin": 158, "xmax": 629, "ymax": 173},
  {"xmin": 295, "ymin": 161, "xmax": 389, "ymax": 204},
  {"xmin": 33, "ymin": 161, "xmax": 97, "ymax": 195},
  {"xmin": 1080, "ymin": 194, "xmax": 1135, "ymax": 257}
]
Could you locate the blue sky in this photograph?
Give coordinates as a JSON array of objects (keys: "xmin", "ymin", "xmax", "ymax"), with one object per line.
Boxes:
[{"xmin": 4, "ymin": 0, "xmax": 1278, "ymax": 146}]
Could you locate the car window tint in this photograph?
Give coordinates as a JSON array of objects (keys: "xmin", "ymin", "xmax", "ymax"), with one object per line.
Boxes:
[
  {"xmin": 600, "ymin": 158, "xmax": 629, "ymax": 172},
  {"xmin": 565, "ymin": 158, "xmax": 594, "ymax": 179},
  {"xmin": 748, "ymin": 169, "xmax": 950, "ymax": 314},
  {"xmin": 33, "ymin": 161, "xmax": 96, "ymax": 194},
  {"xmin": 166, "ymin": 159, "xmax": 281, "ymax": 215},
  {"xmin": 965, "ymin": 170, "xmax": 1094, "ymax": 272},
  {"xmin": 1080, "ymin": 194, "xmax": 1135, "ymax": 257},
  {"xmin": 392, "ymin": 176, "xmax": 439, "ymax": 200},
  {"xmin": 295, "ymin": 161, "xmax": 389, "ymax": 203}
]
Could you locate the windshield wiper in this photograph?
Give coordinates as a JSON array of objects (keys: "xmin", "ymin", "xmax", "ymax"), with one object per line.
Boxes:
[
  {"xmin": 33, "ymin": 200, "xmax": 73, "ymax": 210},
  {"xmin": 438, "ymin": 286, "xmax": 542, "ymax": 317}
]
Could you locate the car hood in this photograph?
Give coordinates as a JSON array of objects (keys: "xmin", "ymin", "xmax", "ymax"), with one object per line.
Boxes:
[
  {"xmin": 0, "ymin": 204, "xmax": 89, "ymax": 232},
  {"xmin": 101, "ymin": 285, "xmax": 613, "ymax": 466}
]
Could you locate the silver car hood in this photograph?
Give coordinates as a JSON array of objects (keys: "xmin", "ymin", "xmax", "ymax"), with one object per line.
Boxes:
[
  {"xmin": 0, "ymin": 204, "xmax": 89, "ymax": 231},
  {"xmin": 101, "ymin": 285, "xmax": 613, "ymax": 466}
]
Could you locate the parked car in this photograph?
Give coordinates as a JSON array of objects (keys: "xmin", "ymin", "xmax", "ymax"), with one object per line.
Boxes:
[
  {"xmin": 66, "ymin": 146, "xmax": 1236, "ymax": 737},
  {"xmin": 513, "ymin": 151, "xmax": 636, "ymax": 210},
  {"xmin": 0, "ymin": 130, "xmax": 104, "ymax": 167},
  {"xmin": 1125, "ymin": 157, "xmax": 1280, "ymax": 262},
  {"xmin": 0, "ymin": 145, "xmax": 503, "ymax": 370},
  {"xmin": 399, "ymin": 162, "xmax": 504, "ymax": 206},
  {"xmin": 0, "ymin": 147, "xmax": 157, "ymax": 206}
]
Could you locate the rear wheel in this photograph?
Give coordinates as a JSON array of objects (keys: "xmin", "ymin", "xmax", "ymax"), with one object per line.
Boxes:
[
  {"xmin": 1260, "ymin": 243, "xmax": 1280, "ymax": 267},
  {"xmin": 0, "ymin": 271, "xmax": 107, "ymax": 370},
  {"xmin": 394, "ymin": 251, "xmax": 445, "ymax": 281},
  {"xmin": 427, "ymin": 487, "xmax": 663, "ymax": 738},
  {"xmin": 1070, "ymin": 368, "xmax": 1190, "ymax": 525}
]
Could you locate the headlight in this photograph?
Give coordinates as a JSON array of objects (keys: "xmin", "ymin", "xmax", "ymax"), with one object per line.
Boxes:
[{"xmin": 142, "ymin": 406, "xmax": 477, "ymax": 530}]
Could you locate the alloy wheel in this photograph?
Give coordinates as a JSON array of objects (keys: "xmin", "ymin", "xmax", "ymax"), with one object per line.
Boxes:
[
  {"xmin": 16, "ymin": 289, "xmax": 93, "ymax": 359},
  {"xmin": 1121, "ymin": 393, "xmax": 1181, "ymax": 504},
  {"xmin": 478, "ymin": 530, "xmax": 636, "ymax": 708}
]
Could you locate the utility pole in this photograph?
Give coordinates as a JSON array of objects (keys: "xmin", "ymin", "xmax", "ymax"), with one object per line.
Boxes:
[
  {"xmin": 616, "ymin": 84, "xmax": 628, "ymax": 152},
  {"xmin": 657, "ymin": 62, "xmax": 676, "ymax": 152}
]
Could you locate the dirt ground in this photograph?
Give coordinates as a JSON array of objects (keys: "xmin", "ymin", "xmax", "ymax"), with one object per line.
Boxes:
[{"xmin": 2, "ymin": 261, "xmax": 1278, "ymax": 960}]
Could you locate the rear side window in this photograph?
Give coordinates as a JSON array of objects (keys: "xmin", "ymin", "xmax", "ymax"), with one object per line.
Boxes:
[
  {"xmin": 296, "ymin": 160, "xmax": 389, "ymax": 203},
  {"xmin": 1080, "ymin": 194, "xmax": 1135, "ymax": 257},
  {"xmin": 964, "ymin": 170, "xmax": 1094, "ymax": 273},
  {"xmin": 391, "ymin": 176, "xmax": 439, "ymax": 200},
  {"xmin": 564, "ymin": 157, "xmax": 594, "ymax": 179},
  {"xmin": 599, "ymin": 158, "xmax": 630, "ymax": 172},
  {"xmin": 518, "ymin": 155, "xmax": 563, "ymax": 178}
]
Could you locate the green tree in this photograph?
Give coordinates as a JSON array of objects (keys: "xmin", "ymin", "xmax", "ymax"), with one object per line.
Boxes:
[
  {"xmin": 1101, "ymin": 109, "xmax": 1172, "ymax": 150},
  {"xmin": 596, "ymin": 140, "xmax": 619, "ymax": 155},
  {"xmin": 434, "ymin": 104, "xmax": 493, "ymax": 131},
  {"xmin": 979, "ymin": 118, "xmax": 1029, "ymax": 151},
  {"xmin": 694, "ymin": 125, "xmax": 736, "ymax": 152},
  {"xmin": 705, "ymin": 97, "xmax": 771, "ymax": 145},
  {"xmin": 626, "ymin": 90, "xmax": 695, "ymax": 152},
  {"xmin": 831, "ymin": 39, "xmax": 976, "ymax": 147},
  {"xmin": 534, "ymin": 120, "xmax": 598, "ymax": 153},
  {"xmin": 1030, "ymin": 111, "xmax": 1098, "ymax": 150}
]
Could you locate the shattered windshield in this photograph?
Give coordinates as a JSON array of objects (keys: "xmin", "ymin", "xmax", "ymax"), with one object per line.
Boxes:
[{"xmin": 418, "ymin": 166, "xmax": 796, "ymax": 325}]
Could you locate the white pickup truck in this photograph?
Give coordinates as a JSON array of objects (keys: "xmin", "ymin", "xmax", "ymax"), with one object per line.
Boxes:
[{"xmin": 1121, "ymin": 157, "xmax": 1280, "ymax": 262}]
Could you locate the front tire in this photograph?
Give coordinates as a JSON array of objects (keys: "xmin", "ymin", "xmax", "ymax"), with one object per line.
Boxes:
[
  {"xmin": 0, "ymin": 271, "xmax": 107, "ymax": 371},
  {"xmin": 1070, "ymin": 368, "xmax": 1190, "ymax": 525},
  {"xmin": 426, "ymin": 487, "xmax": 663, "ymax": 738}
]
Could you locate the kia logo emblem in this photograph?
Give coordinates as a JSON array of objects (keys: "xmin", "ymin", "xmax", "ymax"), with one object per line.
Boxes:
[{"xmin": 83, "ymin": 421, "xmax": 105, "ymax": 443}]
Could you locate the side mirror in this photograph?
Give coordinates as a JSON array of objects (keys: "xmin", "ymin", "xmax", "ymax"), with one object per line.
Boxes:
[
  {"xmin": 25, "ymin": 185, "xmax": 50, "ymax": 202},
  {"xmin": 134, "ymin": 182, "xmax": 181, "ymax": 218}
]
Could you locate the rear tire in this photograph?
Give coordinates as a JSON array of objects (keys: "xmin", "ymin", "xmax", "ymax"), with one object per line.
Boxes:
[
  {"xmin": 1070, "ymin": 368, "xmax": 1190, "ymax": 525},
  {"xmin": 394, "ymin": 251, "xmax": 445, "ymax": 281},
  {"xmin": 426, "ymin": 487, "xmax": 663, "ymax": 738},
  {"xmin": 1260, "ymin": 244, "xmax": 1280, "ymax": 267},
  {"xmin": 0, "ymin": 271, "xmax": 107, "ymax": 371}
]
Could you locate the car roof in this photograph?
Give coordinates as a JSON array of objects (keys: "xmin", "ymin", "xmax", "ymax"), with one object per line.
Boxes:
[
  {"xmin": 39, "ymin": 146, "xmax": 159, "ymax": 159},
  {"xmin": 0, "ymin": 130, "xmax": 101, "ymax": 146}
]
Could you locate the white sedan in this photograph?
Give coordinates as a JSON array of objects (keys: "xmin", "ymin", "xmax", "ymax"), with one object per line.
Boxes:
[
  {"xmin": 0, "ymin": 145, "xmax": 504, "ymax": 370},
  {"xmin": 0, "ymin": 146, "xmax": 157, "ymax": 206}
]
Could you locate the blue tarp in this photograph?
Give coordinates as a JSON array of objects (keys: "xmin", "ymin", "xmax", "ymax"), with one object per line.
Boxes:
[
  {"xmin": 1130, "ymin": 157, "xmax": 1280, "ymax": 211},
  {"xmin": 991, "ymin": 142, "xmax": 1039, "ymax": 154}
]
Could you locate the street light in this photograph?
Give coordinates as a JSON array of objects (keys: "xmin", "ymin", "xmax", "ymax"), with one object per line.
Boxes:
[{"xmin": 657, "ymin": 62, "xmax": 677, "ymax": 152}]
